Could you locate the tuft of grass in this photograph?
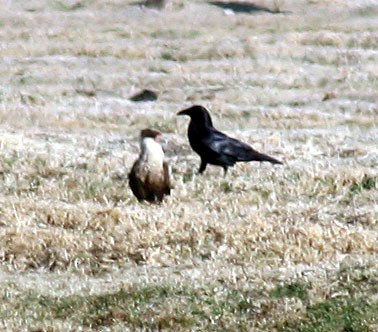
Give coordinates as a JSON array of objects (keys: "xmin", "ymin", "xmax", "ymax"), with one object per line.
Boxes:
[
  {"xmin": 161, "ymin": 51, "xmax": 178, "ymax": 61},
  {"xmin": 349, "ymin": 174, "xmax": 377, "ymax": 194},
  {"xmin": 271, "ymin": 282, "xmax": 309, "ymax": 300},
  {"xmin": 221, "ymin": 181, "xmax": 233, "ymax": 193},
  {"xmin": 52, "ymin": 0, "xmax": 86, "ymax": 11}
]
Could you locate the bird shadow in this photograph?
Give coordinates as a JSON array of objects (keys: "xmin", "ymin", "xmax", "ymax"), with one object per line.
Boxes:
[{"xmin": 208, "ymin": 1, "xmax": 286, "ymax": 14}]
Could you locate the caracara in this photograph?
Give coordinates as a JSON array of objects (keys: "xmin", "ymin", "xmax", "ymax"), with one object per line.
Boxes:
[
  {"xmin": 128, "ymin": 129, "xmax": 171, "ymax": 203},
  {"xmin": 177, "ymin": 105, "xmax": 282, "ymax": 175}
]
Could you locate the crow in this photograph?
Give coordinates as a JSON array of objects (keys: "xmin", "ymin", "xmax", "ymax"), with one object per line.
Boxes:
[
  {"xmin": 128, "ymin": 129, "xmax": 171, "ymax": 203},
  {"xmin": 177, "ymin": 105, "xmax": 282, "ymax": 175}
]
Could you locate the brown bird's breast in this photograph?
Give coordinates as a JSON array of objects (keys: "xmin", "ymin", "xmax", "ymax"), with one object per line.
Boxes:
[{"xmin": 128, "ymin": 159, "xmax": 170, "ymax": 203}]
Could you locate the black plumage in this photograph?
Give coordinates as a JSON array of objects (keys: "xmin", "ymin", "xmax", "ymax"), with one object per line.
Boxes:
[{"xmin": 177, "ymin": 105, "xmax": 282, "ymax": 175}]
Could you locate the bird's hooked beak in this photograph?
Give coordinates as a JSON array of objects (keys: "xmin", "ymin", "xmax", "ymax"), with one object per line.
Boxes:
[
  {"xmin": 155, "ymin": 134, "xmax": 169, "ymax": 148},
  {"xmin": 155, "ymin": 133, "xmax": 163, "ymax": 142},
  {"xmin": 177, "ymin": 107, "xmax": 190, "ymax": 116}
]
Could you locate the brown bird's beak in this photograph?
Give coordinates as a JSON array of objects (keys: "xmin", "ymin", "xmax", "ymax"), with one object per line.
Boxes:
[{"xmin": 155, "ymin": 133, "xmax": 163, "ymax": 142}]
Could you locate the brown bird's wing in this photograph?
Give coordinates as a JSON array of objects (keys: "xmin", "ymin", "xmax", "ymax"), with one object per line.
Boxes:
[
  {"xmin": 162, "ymin": 161, "xmax": 171, "ymax": 196},
  {"xmin": 128, "ymin": 161, "xmax": 148, "ymax": 201}
]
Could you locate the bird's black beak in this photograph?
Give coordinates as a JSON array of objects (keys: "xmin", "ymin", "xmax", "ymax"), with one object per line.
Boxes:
[{"xmin": 177, "ymin": 108, "xmax": 189, "ymax": 116}]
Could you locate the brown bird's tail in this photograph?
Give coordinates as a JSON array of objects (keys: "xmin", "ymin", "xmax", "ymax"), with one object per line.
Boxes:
[{"xmin": 249, "ymin": 150, "xmax": 283, "ymax": 165}]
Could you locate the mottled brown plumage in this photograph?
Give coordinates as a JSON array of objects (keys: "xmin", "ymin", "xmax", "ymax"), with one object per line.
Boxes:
[{"xmin": 128, "ymin": 129, "xmax": 171, "ymax": 203}]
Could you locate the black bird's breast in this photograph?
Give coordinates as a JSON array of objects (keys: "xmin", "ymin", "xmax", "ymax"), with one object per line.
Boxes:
[
  {"xmin": 187, "ymin": 121, "xmax": 208, "ymax": 154},
  {"xmin": 187, "ymin": 120, "xmax": 232, "ymax": 166}
]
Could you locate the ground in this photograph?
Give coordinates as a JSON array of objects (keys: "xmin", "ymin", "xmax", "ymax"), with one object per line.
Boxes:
[{"xmin": 0, "ymin": 0, "xmax": 377, "ymax": 330}]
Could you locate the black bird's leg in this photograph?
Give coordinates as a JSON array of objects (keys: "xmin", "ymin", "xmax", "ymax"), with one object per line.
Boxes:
[
  {"xmin": 223, "ymin": 166, "xmax": 228, "ymax": 177},
  {"xmin": 198, "ymin": 160, "xmax": 207, "ymax": 174}
]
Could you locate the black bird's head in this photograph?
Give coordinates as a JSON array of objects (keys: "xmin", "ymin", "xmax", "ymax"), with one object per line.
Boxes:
[{"xmin": 177, "ymin": 105, "xmax": 213, "ymax": 127}]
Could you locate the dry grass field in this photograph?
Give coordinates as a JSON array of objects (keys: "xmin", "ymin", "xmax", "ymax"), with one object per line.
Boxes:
[{"xmin": 0, "ymin": 0, "xmax": 378, "ymax": 330}]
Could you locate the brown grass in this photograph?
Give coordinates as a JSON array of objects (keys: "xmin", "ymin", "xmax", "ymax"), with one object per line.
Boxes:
[{"xmin": 0, "ymin": 0, "xmax": 377, "ymax": 330}]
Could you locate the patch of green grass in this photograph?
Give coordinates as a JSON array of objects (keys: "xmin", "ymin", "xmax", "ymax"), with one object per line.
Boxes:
[
  {"xmin": 278, "ymin": 264, "xmax": 378, "ymax": 331},
  {"xmin": 349, "ymin": 174, "xmax": 377, "ymax": 194},
  {"xmin": 336, "ymin": 263, "xmax": 378, "ymax": 295},
  {"xmin": 182, "ymin": 172, "xmax": 194, "ymax": 183},
  {"xmin": 221, "ymin": 181, "xmax": 233, "ymax": 193},
  {"xmin": 279, "ymin": 297, "xmax": 378, "ymax": 332},
  {"xmin": 2, "ymin": 284, "xmax": 261, "ymax": 330},
  {"xmin": 9, "ymin": 278, "xmax": 378, "ymax": 331},
  {"xmin": 271, "ymin": 282, "xmax": 309, "ymax": 300},
  {"xmin": 161, "ymin": 51, "xmax": 178, "ymax": 61},
  {"xmin": 52, "ymin": 0, "xmax": 86, "ymax": 11}
]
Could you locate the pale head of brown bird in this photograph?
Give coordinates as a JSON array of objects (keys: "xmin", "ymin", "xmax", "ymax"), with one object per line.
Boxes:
[
  {"xmin": 140, "ymin": 128, "xmax": 163, "ymax": 142},
  {"xmin": 139, "ymin": 129, "xmax": 165, "ymax": 167}
]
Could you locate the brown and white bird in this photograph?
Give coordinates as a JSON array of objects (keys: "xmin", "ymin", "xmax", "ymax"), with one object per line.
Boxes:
[{"xmin": 128, "ymin": 129, "xmax": 171, "ymax": 203}]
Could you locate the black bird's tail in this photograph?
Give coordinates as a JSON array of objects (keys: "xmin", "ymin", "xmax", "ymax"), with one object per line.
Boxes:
[{"xmin": 248, "ymin": 149, "xmax": 283, "ymax": 165}]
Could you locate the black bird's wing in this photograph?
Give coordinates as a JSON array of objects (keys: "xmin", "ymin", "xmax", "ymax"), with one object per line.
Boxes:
[
  {"xmin": 203, "ymin": 128, "xmax": 282, "ymax": 165},
  {"xmin": 202, "ymin": 129, "xmax": 250, "ymax": 165}
]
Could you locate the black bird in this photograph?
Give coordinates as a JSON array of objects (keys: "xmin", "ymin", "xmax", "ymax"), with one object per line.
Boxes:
[{"xmin": 177, "ymin": 105, "xmax": 282, "ymax": 175}]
